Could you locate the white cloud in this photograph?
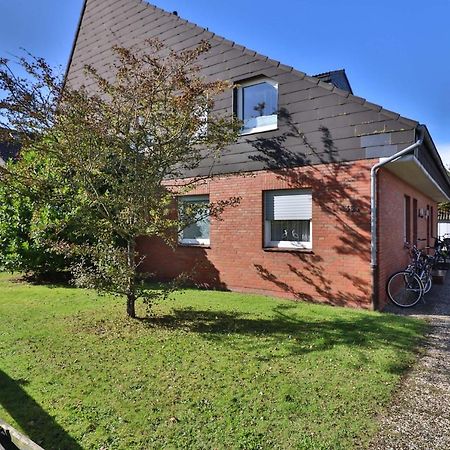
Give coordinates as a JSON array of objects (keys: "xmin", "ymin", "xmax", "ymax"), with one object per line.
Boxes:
[{"xmin": 436, "ymin": 143, "xmax": 450, "ymax": 170}]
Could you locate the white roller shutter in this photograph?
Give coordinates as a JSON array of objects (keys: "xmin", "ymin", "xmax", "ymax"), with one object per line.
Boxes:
[{"xmin": 265, "ymin": 190, "xmax": 312, "ymax": 221}]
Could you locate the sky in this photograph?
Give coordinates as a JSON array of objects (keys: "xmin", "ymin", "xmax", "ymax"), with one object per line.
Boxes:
[{"xmin": 1, "ymin": 0, "xmax": 449, "ymax": 165}]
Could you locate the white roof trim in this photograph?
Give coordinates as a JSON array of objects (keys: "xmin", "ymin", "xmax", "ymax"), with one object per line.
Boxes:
[{"xmin": 385, "ymin": 154, "xmax": 450, "ymax": 202}]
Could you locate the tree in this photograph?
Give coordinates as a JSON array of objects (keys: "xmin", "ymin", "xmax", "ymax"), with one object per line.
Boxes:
[
  {"xmin": 0, "ymin": 40, "xmax": 241, "ymax": 317},
  {"xmin": 0, "ymin": 155, "xmax": 65, "ymax": 279},
  {"xmin": 0, "ymin": 145, "xmax": 92, "ymax": 279}
]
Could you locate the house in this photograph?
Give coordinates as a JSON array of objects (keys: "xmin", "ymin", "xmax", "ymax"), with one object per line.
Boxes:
[
  {"xmin": 0, "ymin": 138, "xmax": 19, "ymax": 167},
  {"xmin": 438, "ymin": 209, "xmax": 450, "ymax": 238},
  {"xmin": 64, "ymin": 0, "xmax": 450, "ymax": 310}
]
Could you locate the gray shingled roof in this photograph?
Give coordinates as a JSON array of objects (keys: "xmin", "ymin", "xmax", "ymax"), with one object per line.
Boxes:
[
  {"xmin": 63, "ymin": 0, "xmax": 450, "ymax": 197},
  {"xmin": 0, "ymin": 140, "xmax": 19, "ymax": 164},
  {"xmin": 65, "ymin": 0, "xmax": 420, "ymax": 131},
  {"xmin": 313, "ymin": 70, "xmax": 353, "ymax": 94}
]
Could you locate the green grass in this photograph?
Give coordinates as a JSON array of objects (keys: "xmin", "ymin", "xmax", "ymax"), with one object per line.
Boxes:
[{"xmin": 0, "ymin": 273, "xmax": 425, "ymax": 449}]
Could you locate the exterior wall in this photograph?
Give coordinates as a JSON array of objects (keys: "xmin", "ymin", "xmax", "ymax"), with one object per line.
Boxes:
[
  {"xmin": 137, "ymin": 159, "xmax": 374, "ymax": 308},
  {"xmin": 377, "ymin": 168, "xmax": 438, "ymax": 309}
]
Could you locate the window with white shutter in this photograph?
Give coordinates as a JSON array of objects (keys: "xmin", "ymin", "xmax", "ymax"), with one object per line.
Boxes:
[{"xmin": 264, "ymin": 189, "xmax": 312, "ymax": 249}]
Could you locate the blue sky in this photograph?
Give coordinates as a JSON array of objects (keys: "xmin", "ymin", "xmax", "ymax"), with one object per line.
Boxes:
[{"xmin": 1, "ymin": 0, "xmax": 449, "ymax": 165}]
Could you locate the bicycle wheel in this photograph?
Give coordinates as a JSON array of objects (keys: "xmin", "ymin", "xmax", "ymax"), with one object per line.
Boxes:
[
  {"xmin": 422, "ymin": 276, "xmax": 432, "ymax": 294},
  {"xmin": 387, "ymin": 271, "xmax": 423, "ymax": 307}
]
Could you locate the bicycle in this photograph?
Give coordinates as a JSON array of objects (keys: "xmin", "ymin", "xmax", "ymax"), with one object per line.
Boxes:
[
  {"xmin": 386, "ymin": 245, "xmax": 434, "ymax": 308},
  {"xmin": 432, "ymin": 234, "xmax": 450, "ymax": 268}
]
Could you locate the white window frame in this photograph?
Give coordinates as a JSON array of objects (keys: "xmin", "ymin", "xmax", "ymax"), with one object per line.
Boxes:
[
  {"xmin": 178, "ymin": 195, "xmax": 210, "ymax": 247},
  {"xmin": 192, "ymin": 96, "xmax": 209, "ymax": 140},
  {"xmin": 264, "ymin": 190, "xmax": 312, "ymax": 250},
  {"xmin": 236, "ymin": 78, "xmax": 278, "ymax": 135}
]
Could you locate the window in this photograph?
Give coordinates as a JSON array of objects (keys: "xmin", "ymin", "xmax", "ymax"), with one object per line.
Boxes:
[
  {"xmin": 264, "ymin": 189, "xmax": 312, "ymax": 249},
  {"xmin": 193, "ymin": 108, "xmax": 208, "ymax": 139},
  {"xmin": 192, "ymin": 97, "xmax": 208, "ymax": 140},
  {"xmin": 178, "ymin": 195, "xmax": 210, "ymax": 246},
  {"xmin": 236, "ymin": 78, "xmax": 278, "ymax": 134},
  {"xmin": 404, "ymin": 195, "xmax": 411, "ymax": 244}
]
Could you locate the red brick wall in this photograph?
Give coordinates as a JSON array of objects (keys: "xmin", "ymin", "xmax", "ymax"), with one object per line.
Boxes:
[
  {"xmin": 138, "ymin": 160, "xmax": 375, "ymax": 308},
  {"xmin": 377, "ymin": 168, "xmax": 438, "ymax": 309}
]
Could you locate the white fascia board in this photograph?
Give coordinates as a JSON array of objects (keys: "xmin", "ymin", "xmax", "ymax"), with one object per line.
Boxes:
[{"xmin": 385, "ymin": 154, "xmax": 450, "ymax": 202}]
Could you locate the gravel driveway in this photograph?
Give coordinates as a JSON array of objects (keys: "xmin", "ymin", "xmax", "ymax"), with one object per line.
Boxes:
[{"xmin": 370, "ymin": 272, "xmax": 450, "ymax": 449}]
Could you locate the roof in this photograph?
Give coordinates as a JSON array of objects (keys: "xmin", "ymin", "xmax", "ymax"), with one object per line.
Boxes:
[
  {"xmin": 64, "ymin": 0, "xmax": 419, "ymax": 131},
  {"xmin": 64, "ymin": 0, "xmax": 450, "ymax": 197},
  {"xmin": 0, "ymin": 128, "xmax": 21, "ymax": 165},
  {"xmin": 312, "ymin": 70, "xmax": 353, "ymax": 94},
  {"xmin": 0, "ymin": 141, "xmax": 19, "ymax": 165}
]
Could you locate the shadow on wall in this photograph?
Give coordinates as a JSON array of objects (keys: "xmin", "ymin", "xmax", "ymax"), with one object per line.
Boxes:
[
  {"xmin": 140, "ymin": 109, "xmax": 372, "ymax": 307},
  {"xmin": 248, "ymin": 108, "xmax": 371, "ymax": 307},
  {"xmin": 254, "ymin": 261, "xmax": 371, "ymax": 308},
  {"xmin": 177, "ymin": 247, "xmax": 229, "ymax": 291},
  {"xmin": 0, "ymin": 370, "xmax": 82, "ymax": 449},
  {"xmin": 138, "ymin": 237, "xmax": 228, "ymax": 291}
]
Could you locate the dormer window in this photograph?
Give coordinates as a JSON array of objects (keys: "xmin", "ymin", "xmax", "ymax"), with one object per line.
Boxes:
[{"xmin": 235, "ymin": 78, "xmax": 278, "ymax": 135}]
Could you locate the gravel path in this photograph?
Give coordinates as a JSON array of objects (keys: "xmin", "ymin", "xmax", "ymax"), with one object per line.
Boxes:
[{"xmin": 370, "ymin": 272, "xmax": 450, "ymax": 450}]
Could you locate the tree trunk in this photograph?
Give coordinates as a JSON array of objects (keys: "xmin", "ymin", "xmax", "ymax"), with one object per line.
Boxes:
[
  {"xmin": 126, "ymin": 293, "xmax": 136, "ymax": 318},
  {"xmin": 126, "ymin": 237, "xmax": 137, "ymax": 318}
]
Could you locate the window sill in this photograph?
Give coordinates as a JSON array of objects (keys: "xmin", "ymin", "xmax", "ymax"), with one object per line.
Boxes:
[
  {"xmin": 240, "ymin": 125, "xmax": 278, "ymax": 136},
  {"xmin": 263, "ymin": 247, "xmax": 314, "ymax": 254},
  {"xmin": 178, "ymin": 243, "xmax": 211, "ymax": 249}
]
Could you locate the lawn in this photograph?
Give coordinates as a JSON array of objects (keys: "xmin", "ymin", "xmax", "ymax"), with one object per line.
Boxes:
[{"xmin": 0, "ymin": 273, "xmax": 425, "ymax": 450}]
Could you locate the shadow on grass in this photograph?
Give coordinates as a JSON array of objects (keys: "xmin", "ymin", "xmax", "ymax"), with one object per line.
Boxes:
[
  {"xmin": 138, "ymin": 303, "xmax": 424, "ymax": 367},
  {"xmin": 0, "ymin": 370, "xmax": 82, "ymax": 450},
  {"xmin": 9, "ymin": 274, "xmax": 76, "ymax": 290}
]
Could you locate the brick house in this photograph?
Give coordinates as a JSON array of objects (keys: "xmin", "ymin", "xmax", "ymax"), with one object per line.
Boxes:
[
  {"xmin": 65, "ymin": 0, "xmax": 450, "ymax": 310},
  {"xmin": 0, "ymin": 146, "xmax": 18, "ymax": 167},
  {"xmin": 0, "ymin": 130, "xmax": 19, "ymax": 167}
]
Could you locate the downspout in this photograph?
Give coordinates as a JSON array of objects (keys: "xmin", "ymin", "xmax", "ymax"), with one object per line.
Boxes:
[{"xmin": 370, "ymin": 124, "xmax": 425, "ymax": 310}]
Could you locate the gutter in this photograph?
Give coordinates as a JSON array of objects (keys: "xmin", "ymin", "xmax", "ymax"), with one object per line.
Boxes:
[{"xmin": 370, "ymin": 124, "xmax": 425, "ymax": 310}]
